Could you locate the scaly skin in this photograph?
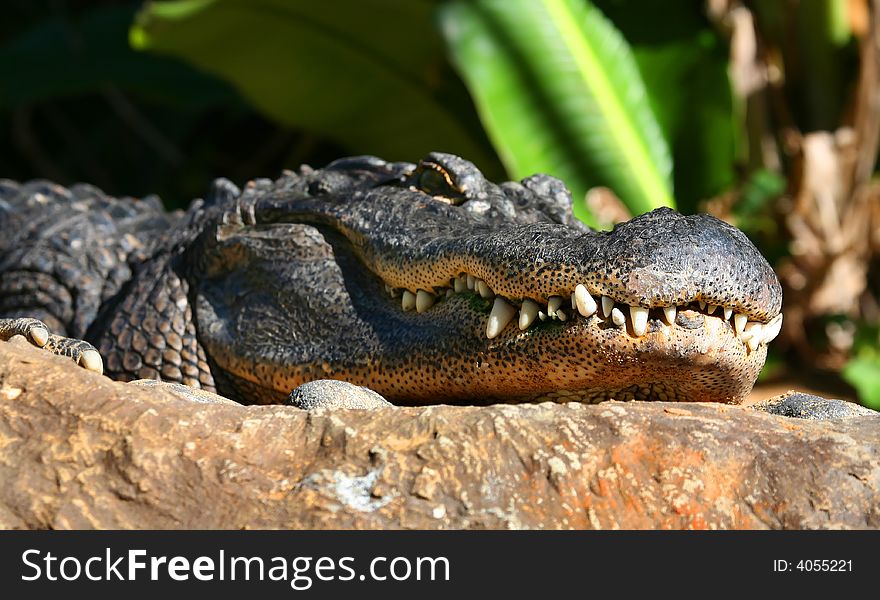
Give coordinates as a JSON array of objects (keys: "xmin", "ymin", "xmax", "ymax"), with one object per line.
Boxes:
[{"xmin": 0, "ymin": 153, "xmax": 782, "ymax": 405}]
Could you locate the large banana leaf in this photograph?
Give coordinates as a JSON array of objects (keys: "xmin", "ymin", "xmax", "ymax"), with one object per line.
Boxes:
[
  {"xmin": 131, "ymin": 0, "xmax": 502, "ymax": 175},
  {"xmin": 594, "ymin": 0, "xmax": 738, "ymax": 213},
  {"xmin": 440, "ymin": 0, "xmax": 675, "ymax": 225}
]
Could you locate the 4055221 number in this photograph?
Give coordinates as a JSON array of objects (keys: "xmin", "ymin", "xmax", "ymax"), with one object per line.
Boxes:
[{"xmin": 796, "ymin": 560, "xmax": 852, "ymax": 572}]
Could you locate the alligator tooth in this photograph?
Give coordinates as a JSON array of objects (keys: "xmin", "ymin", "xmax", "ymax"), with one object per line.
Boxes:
[
  {"xmin": 723, "ymin": 307, "xmax": 733, "ymax": 320},
  {"xmin": 707, "ymin": 304, "xmax": 719, "ymax": 315},
  {"xmin": 742, "ymin": 322, "xmax": 763, "ymax": 351},
  {"xmin": 740, "ymin": 322, "xmax": 759, "ymax": 338},
  {"xmin": 476, "ymin": 279, "xmax": 494, "ymax": 299},
  {"xmin": 733, "ymin": 313, "xmax": 747, "ymax": 336},
  {"xmin": 547, "ymin": 296, "xmax": 563, "ymax": 317},
  {"xmin": 445, "ymin": 288, "xmax": 454, "ymax": 299},
  {"xmin": 611, "ymin": 307, "xmax": 626, "ymax": 328},
  {"xmin": 402, "ymin": 290, "xmax": 416, "ymax": 311},
  {"xmin": 467, "ymin": 274, "xmax": 476, "ymax": 290},
  {"xmin": 487, "ymin": 297, "xmax": 517, "ymax": 339},
  {"xmin": 557, "ymin": 310, "xmax": 568, "ymax": 322},
  {"xmin": 519, "ymin": 299, "xmax": 540, "ymax": 330},
  {"xmin": 574, "ymin": 284, "xmax": 598, "ymax": 317},
  {"xmin": 762, "ymin": 314, "xmax": 783, "ymax": 344},
  {"xmin": 662, "ymin": 306, "xmax": 677, "ymax": 325},
  {"xmin": 453, "ymin": 277, "xmax": 467, "ymax": 293},
  {"xmin": 601, "ymin": 296, "xmax": 615, "ymax": 318},
  {"xmin": 538, "ymin": 311, "xmax": 547, "ymax": 321},
  {"xmin": 384, "ymin": 283, "xmax": 393, "ymax": 296},
  {"xmin": 630, "ymin": 306, "xmax": 649, "ymax": 336},
  {"xmin": 418, "ymin": 290, "xmax": 436, "ymax": 310},
  {"xmin": 698, "ymin": 300, "xmax": 707, "ymax": 310}
]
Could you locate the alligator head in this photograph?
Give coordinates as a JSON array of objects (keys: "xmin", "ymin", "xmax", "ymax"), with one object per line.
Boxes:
[{"xmin": 191, "ymin": 153, "xmax": 782, "ymax": 405}]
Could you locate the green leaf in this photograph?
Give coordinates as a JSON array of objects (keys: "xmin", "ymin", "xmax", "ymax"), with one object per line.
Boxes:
[
  {"xmin": 440, "ymin": 0, "xmax": 674, "ymax": 226},
  {"xmin": 592, "ymin": 1, "xmax": 738, "ymax": 211},
  {"xmin": 842, "ymin": 325, "xmax": 880, "ymax": 409},
  {"xmin": 633, "ymin": 37, "xmax": 736, "ymax": 210},
  {"xmin": 732, "ymin": 169, "xmax": 786, "ymax": 241},
  {"xmin": 843, "ymin": 353, "xmax": 880, "ymax": 410},
  {"xmin": 131, "ymin": 0, "xmax": 502, "ymax": 174}
]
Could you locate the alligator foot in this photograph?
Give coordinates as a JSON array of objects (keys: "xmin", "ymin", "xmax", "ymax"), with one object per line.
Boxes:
[{"xmin": 0, "ymin": 317, "xmax": 103, "ymax": 374}]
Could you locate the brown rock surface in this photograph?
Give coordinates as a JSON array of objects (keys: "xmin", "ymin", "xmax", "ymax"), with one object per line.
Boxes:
[{"xmin": 1, "ymin": 337, "xmax": 878, "ymax": 529}]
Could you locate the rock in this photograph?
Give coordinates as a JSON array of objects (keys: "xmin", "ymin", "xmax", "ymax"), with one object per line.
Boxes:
[
  {"xmin": 287, "ymin": 379, "xmax": 393, "ymax": 410},
  {"xmin": 130, "ymin": 378, "xmax": 241, "ymax": 406},
  {"xmin": 1, "ymin": 337, "xmax": 878, "ymax": 529},
  {"xmin": 751, "ymin": 392, "xmax": 877, "ymax": 419}
]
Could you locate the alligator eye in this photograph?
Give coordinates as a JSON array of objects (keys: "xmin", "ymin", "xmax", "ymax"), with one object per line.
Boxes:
[{"xmin": 412, "ymin": 161, "xmax": 467, "ymax": 205}]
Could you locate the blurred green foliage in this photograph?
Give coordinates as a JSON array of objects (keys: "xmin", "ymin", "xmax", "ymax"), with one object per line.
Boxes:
[
  {"xmin": 0, "ymin": 0, "xmax": 350, "ymax": 206},
  {"xmin": 129, "ymin": 0, "xmax": 737, "ymax": 224},
  {"xmin": 440, "ymin": 0, "xmax": 674, "ymax": 226},
  {"xmin": 131, "ymin": 0, "xmax": 735, "ymax": 222},
  {"xmin": 130, "ymin": 0, "xmax": 504, "ymax": 180},
  {"xmin": 752, "ymin": 0, "xmax": 857, "ymax": 133},
  {"xmin": 3, "ymin": 0, "xmax": 735, "ymax": 217},
  {"xmin": 842, "ymin": 325, "xmax": 880, "ymax": 409},
  {"xmin": 592, "ymin": 0, "xmax": 737, "ymax": 214}
]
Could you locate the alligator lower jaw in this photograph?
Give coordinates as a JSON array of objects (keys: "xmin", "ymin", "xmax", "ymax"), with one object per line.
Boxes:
[
  {"xmin": 221, "ymin": 293, "xmax": 772, "ymax": 406},
  {"xmin": 356, "ymin": 250, "xmax": 779, "ymax": 403},
  {"xmin": 476, "ymin": 312, "xmax": 769, "ymax": 404},
  {"xmin": 354, "ymin": 299, "xmax": 771, "ymax": 405}
]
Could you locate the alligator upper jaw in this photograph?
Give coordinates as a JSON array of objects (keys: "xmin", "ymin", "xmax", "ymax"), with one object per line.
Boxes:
[
  {"xmin": 256, "ymin": 189, "xmax": 783, "ymax": 326},
  {"xmin": 346, "ymin": 204, "xmax": 783, "ymax": 345},
  {"xmin": 384, "ymin": 274, "xmax": 784, "ymax": 352}
]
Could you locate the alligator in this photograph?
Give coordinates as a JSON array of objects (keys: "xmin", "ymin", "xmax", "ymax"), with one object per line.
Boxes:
[{"xmin": 0, "ymin": 152, "xmax": 783, "ymax": 406}]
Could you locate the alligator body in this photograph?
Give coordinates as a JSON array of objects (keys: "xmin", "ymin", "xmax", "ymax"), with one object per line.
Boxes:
[{"xmin": 0, "ymin": 153, "xmax": 782, "ymax": 405}]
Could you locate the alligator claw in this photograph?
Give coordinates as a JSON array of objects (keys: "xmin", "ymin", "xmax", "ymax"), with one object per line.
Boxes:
[
  {"xmin": 78, "ymin": 349, "xmax": 104, "ymax": 374},
  {"xmin": 0, "ymin": 317, "xmax": 49, "ymax": 347},
  {"xmin": 0, "ymin": 317, "xmax": 104, "ymax": 375}
]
